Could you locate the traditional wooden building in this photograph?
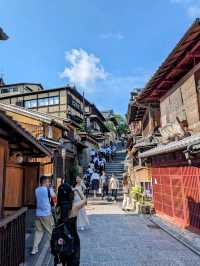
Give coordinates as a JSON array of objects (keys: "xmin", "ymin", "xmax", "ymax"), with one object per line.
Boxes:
[
  {"xmin": 138, "ymin": 19, "xmax": 200, "ymax": 232},
  {"xmin": 0, "ymin": 83, "xmax": 109, "ymax": 144},
  {"xmin": 127, "ymin": 89, "xmax": 160, "ymax": 139},
  {"xmin": 0, "ymin": 103, "xmax": 83, "ymax": 186},
  {"xmin": 126, "ymin": 89, "xmax": 160, "ymax": 192},
  {"xmin": 0, "ymin": 111, "xmax": 51, "ymax": 266},
  {"xmin": 85, "ymin": 104, "xmax": 109, "ymax": 145}
]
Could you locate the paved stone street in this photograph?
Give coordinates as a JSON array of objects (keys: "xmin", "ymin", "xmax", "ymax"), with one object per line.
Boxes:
[
  {"xmin": 79, "ymin": 200, "xmax": 200, "ymax": 266},
  {"xmin": 25, "ymin": 200, "xmax": 200, "ymax": 266}
]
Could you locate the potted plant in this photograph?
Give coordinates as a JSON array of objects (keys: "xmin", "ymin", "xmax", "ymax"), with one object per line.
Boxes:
[{"xmin": 130, "ymin": 186, "xmax": 142, "ymax": 213}]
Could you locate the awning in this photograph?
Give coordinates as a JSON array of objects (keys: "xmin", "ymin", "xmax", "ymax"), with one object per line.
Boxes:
[
  {"xmin": 139, "ymin": 133, "xmax": 200, "ymax": 158},
  {"xmin": 39, "ymin": 137, "xmax": 61, "ymax": 149},
  {"xmin": 0, "ymin": 111, "xmax": 51, "ymax": 157}
]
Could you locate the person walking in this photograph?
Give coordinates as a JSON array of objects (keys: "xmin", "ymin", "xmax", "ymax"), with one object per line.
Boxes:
[
  {"xmin": 91, "ymin": 170, "xmax": 100, "ymax": 198},
  {"xmin": 109, "ymin": 173, "xmax": 119, "ymax": 202},
  {"xmin": 98, "ymin": 158, "xmax": 105, "ymax": 174},
  {"xmin": 74, "ymin": 176, "xmax": 89, "ymax": 231},
  {"xmin": 55, "ymin": 182, "xmax": 87, "ymax": 266},
  {"xmin": 105, "ymin": 145, "xmax": 110, "ymax": 162},
  {"xmin": 31, "ymin": 175, "xmax": 56, "ymax": 255},
  {"xmin": 83, "ymin": 169, "xmax": 92, "ymax": 198},
  {"xmin": 122, "ymin": 173, "xmax": 131, "ymax": 211},
  {"xmin": 100, "ymin": 171, "xmax": 109, "ymax": 200},
  {"xmin": 90, "ymin": 148, "xmax": 96, "ymax": 161}
]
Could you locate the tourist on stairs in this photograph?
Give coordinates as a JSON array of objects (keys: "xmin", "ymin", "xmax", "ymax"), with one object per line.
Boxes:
[
  {"xmin": 91, "ymin": 170, "xmax": 100, "ymax": 198},
  {"xmin": 100, "ymin": 171, "xmax": 109, "ymax": 200},
  {"xmin": 109, "ymin": 173, "xmax": 119, "ymax": 202}
]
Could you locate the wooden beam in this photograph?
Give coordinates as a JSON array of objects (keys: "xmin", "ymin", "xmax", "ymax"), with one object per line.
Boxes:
[{"xmin": 165, "ymin": 40, "xmax": 200, "ymax": 80}]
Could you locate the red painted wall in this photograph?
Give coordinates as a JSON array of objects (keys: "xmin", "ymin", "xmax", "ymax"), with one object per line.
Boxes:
[{"xmin": 152, "ymin": 166, "xmax": 200, "ymax": 232}]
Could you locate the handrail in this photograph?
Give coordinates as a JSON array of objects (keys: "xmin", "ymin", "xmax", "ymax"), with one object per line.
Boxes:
[{"xmin": 0, "ymin": 207, "xmax": 27, "ymax": 227}]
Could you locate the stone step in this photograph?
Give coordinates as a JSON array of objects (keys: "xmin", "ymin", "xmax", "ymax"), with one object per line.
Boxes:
[
  {"xmin": 106, "ymin": 166, "xmax": 124, "ymax": 168},
  {"xmin": 106, "ymin": 164, "xmax": 124, "ymax": 167},
  {"xmin": 106, "ymin": 165, "xmax": 124, "ymax": 167},
  {"xmin": 106, "ymin": 170, "xmax": 124, "ymax": 172},
  {"xmin": 106, "ymin": 167, "xmax": 124, "ymax": 169},
  {"xmin": 106, "ymin": 162, "xmax": 124, "ymax": 164}
]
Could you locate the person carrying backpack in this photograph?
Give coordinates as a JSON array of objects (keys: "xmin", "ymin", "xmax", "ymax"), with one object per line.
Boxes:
[
  {"xmin": 100, "ymin": 171, "xmax": 109, "ymax": 200},
  {"xmin": 51, "ymin": 181, "xmax": 86, "ymax": 266}
]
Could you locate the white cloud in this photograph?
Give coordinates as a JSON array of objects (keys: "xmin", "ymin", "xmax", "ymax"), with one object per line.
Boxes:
[
  {"xmin": 60, "ymin": 49, "xmax": 107, "ymax": 92},
  {"xmin": 60, "ymin": 48, "xmax": 150, "ymax": 115},
  {"xmin": 100, "ymin": 32, "xmax": 124, "ymax": 40},
  {"xmin": 170, "ymin": 0, "xmax": 200, "ymax": 18}
]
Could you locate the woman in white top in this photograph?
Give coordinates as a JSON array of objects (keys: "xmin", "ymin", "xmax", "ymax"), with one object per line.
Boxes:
[
  {"xmin": 74, "ymin": 176, "xmax": 89, "ymax": 231},
  {"xmin": 109, "ymin": 173, "xmax": 119, "ymax": 201},
  {"xmin": 122, "ymin": 173, "xmax": 131, "ymax": 211}
]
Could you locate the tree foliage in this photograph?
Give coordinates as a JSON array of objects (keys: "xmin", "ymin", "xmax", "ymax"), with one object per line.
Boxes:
[
  {"xmin": 104, "ymin": 120, "xmax": 116, "ymax": 133},
  {"xmin": 114, "ymin": 113, "xmax": 128, "ymax": 137}
]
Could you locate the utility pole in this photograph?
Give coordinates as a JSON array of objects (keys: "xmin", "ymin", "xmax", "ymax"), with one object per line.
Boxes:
[{"xmin": 82, "ymin": 90, "xmax": 86, "ymax": 131}]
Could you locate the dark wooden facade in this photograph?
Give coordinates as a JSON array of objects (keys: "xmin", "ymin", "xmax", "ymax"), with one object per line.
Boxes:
[
  {"xmin": 0, "ymin": 111, "xmax": 51, "ymax": 216},
  {"xmin": 0, "ymin": 111, "xmax": 51, "ymax": 266}
]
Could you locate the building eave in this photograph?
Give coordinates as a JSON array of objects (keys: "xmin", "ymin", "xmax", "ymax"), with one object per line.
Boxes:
[
  {"xmin": 0, "ymin": 27, "xmax": 8, "ymax": 40},
  {"xmin": 138, "ymin": 18, "xmax": 200, "ymax": 103},
  {"xmin": 139, "ymin": 133, "xmax": 200, "ymax": 158},
  {"xmin": 0, "ymin": 111, "xmax": 52, "ymax": 157}
]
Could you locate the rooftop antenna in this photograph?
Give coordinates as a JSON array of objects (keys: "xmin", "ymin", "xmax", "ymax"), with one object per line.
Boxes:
[{"xmin": 0, "ymin": 73, "xmax": 5, "ymax": 86}]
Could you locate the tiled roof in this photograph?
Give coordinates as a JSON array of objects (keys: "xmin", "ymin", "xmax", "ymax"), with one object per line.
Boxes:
[
  {"xmin": 134, "ymin": 138, "xmax": 158, "ymax": 149},
  {"xmin": 139, "ymin": 133, "xmax": 200, "ymax": 158},
  {"xmin": 0, "ymin": 103, "xmax": 69, "ymax": 129}
]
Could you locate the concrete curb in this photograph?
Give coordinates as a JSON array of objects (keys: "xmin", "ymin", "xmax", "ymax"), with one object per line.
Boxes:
[{"xmin": 144, "ymin": 215, "xmax": 200, "ymax": 257}]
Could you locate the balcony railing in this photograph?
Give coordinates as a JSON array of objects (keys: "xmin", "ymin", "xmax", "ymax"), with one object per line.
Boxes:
[{"xmin": 0, "ymin": 207, "xmax": 27, "ymax": 266}]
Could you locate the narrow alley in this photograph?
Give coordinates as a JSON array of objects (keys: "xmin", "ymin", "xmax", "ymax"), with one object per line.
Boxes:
[
  {"xmin": 26, "ymin": 200, "xmax": 200, "ymax": 266},
  {"xmin": 24, "ymin": 145, "xmax": 200, "ymax": 266}
]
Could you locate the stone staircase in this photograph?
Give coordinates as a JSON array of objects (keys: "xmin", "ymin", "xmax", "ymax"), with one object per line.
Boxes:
[
  {"xmin": 105, "ymin": 147, "xmax": 126, "ymax": 180},
  {"xmin": 105, "ymin": 145, "xmax": 126, "ymax": 199}
]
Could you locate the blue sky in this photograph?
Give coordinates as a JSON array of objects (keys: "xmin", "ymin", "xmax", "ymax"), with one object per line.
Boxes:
[{"xmin": 0, "ymin": 0, "xmax": 200, "ymax": 115}]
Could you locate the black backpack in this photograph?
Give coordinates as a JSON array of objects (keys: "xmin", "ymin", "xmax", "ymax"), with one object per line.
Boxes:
[
  {"xmin": 51, "ymin": 182, "xmax": 75, "ymax": 260},
  {"xmin": 94, "ymin": 160, "xmax": 99, "ymax": 169},
  {"xmin": 51, "ymin": 222, "xmax": 75, "ymax": 258}
]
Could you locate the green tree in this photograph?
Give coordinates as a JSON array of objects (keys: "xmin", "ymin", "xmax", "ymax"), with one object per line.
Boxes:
[
  {"xmin": 104, "ymin": 120, "xmax": 116, "ymax": 133},
  {"xmin": 114, "ymin": 113, "xmax": 128, "ymax": 137}
]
